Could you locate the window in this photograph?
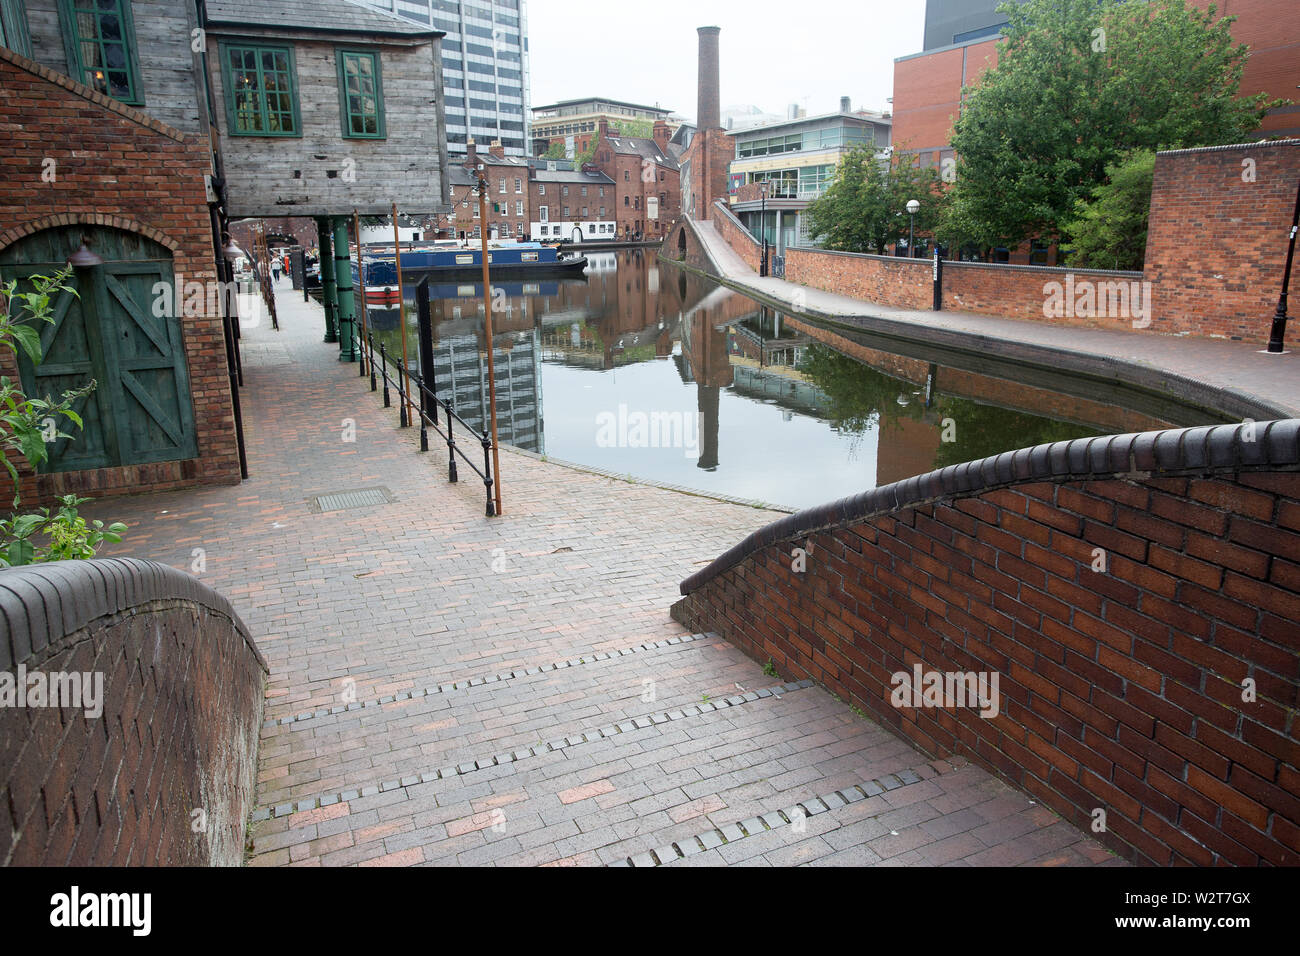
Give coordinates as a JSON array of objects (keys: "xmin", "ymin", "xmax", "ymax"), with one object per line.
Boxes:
[
  {"xmin": 539, "ymin": 206, "xmax": 548, "ymax": 222},
  {"xmin": 599, "ymin": 207, "xmax": 605, "ymax": 217},
  {"xmin": 562, "ymin": 186, "xmax": 569, "ymax": 197},
  {"xmin": 624, "ymin": 196, "xmax": 629, "ymax": 206},
  {"xmin": 57, "ymin": 0, "xmax": 143, "ymax": 105},
  {"xmin": 473, "ymin": 203, "xmax": 479, "ymax": 219},
  {"xmin": 624, "ymin": 170, "xmax": 629, "ymax": 182},
  {"xmin": 221, "ymin": 42, "xmax": 300, "ymax": 136},
  {"xmin": 515, "ymin": 200, "xmax": 523, "ymax": 216},
  {"xmin": 336, "ymin": 49, "xmax": 384, "ymax": 138},
  {"xmin": 499, "ymin": 178, "xmax": 506, "ymax": 193},
  {"xmin": 582, "ymin": 207, "xmax": 588, "ymax": 217},
  {"xmin": 515, "ymin": 178, "xmax": 522, "ymax": 193},
  {"xmin": 581, "ymin": 186, "xmax": 588, "ymax": 197},
  {"xmin": 563, "ymin": 206, "xmax": 569, "ymax": 217},
  {"xmin": 538, "ymin": 184, "xmax": 546, "ymax": 195},
  {"xmin": 2, "ymin": 0, "xmax": 33, "ymax": 58},
  {"xmin": 600, "ymin": 187, "xmax": 605, "ymax": 198}
]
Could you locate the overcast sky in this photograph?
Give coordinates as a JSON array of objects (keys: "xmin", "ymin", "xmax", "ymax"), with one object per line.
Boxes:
[{"xmin": 526, "ymin": 0, "xmax": 927, "ymax": 122}]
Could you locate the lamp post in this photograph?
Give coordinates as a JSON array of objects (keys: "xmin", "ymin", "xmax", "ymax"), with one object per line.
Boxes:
[
  {"xmin": 1266, "ymin": 176, "xmax": 1300, "ymax": 354},
  {"xmin": 906, "ymin": 199, "xmax": 920, "ymax": 259},
  {"xmin": 759, "ymin": 180, "xmax": 769, "ymax": 277}
]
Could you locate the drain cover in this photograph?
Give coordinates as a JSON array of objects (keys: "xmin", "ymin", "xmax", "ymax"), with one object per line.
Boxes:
[{"xmin": 306, "ymin": 486, "xmax": 394, "ymax": 513}]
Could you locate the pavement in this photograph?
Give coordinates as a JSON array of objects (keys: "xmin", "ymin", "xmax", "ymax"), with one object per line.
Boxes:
[
  {"xmin": 84, "ymin": 278, "xmax": 1120, "ymax": 867},
  {"xmin": 687, "ymin": 218, "xmax": 1300, "ymax": 420}
]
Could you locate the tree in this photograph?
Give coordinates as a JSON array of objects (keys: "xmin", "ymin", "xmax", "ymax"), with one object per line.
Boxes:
[
  {"xmin": 805, "ymin": 148, "xmax": 945, "ymax": 255},
  {"xmin": 1060, "ymin": 149, "xmax": 1156, "ymax": 271},
  {"xmin": 943, "ymin": 0, "xmax": 1282, "ymax": 250},
  {"xmin": 542, "ymin": 140, "xmax": 566, "ymax": 160}
]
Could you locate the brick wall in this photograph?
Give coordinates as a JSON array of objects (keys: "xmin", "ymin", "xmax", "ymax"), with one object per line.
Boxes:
[
  {"xmin": 786, "ymin": 247, "xmax": 934, "ymax": 312},
  {"xmin": 1, "ymin": 558, "xmax": 267, "ymax": 866},
  {"xmin": 711, "ymin": 203, "xmax": 762, "ymax": 273},
  {"xmin": 0, "ymin": 47, "xmax": 242, "ymax": 503},
  {"xmin": 1145, "ymin": 141, "xmax": 1299, "ymax": 340},
  {"xmin": 673, "ymin": 421, "xmax": 1300, "ymax": 865}
]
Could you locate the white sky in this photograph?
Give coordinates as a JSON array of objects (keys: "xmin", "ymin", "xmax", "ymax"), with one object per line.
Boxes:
[{"xmin": 526, "ymin": 0, "xmax": 928, "ymax": 122}]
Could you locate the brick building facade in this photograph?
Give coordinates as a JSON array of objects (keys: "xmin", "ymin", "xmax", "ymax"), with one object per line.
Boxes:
[
  {"xmin": 591, "ymin": 118, "xmax": 682, "ymax": 240},
  {"xmin": 0, "ymin": 46, "xmax": 241, "ymax": 501}
]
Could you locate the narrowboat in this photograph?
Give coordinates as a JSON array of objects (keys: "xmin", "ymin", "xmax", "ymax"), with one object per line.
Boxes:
[{"xmin": 362, "ymin": 240, "xmax": 587, "ymax": 282}]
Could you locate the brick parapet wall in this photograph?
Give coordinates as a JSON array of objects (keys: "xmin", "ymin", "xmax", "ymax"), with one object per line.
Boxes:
[
  {"xmin": 0, "ymin": 49, "xmax": 241, "ymax": 502},
  {"xmin": 0, "ymin": 558, "xmax": 267, "ymax": 866},
  {"xmin": 673, "ymin": 420, "xmax": 1300, "ymax": 865},
  {"xmin": 711, "ymin": 201, "xmax": 761, "ymax": 273},
  {"xmin": 1145, "ymin": 140, "xmax": 1300, "ymax": 341}
]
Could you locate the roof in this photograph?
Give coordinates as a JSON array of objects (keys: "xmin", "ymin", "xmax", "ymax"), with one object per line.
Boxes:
[
  {"xmin": 204, "ymin": 0, "xmax": 441, "ymax": 38},
  {"xmin": 448, "ymin": 166, "xmax": 476, "ymax": 187},
  {"xmin": 726, "ymin": 110, "xmax": 891, "ymax": 138},
  {"xmin": 533, "ymin": 96, "xmax": 674, "ymax": 117},
  {"xmin": 531, "ymin": 168, "xmax": 616, "ymax": 186},
  {"xmin": 605, "ymin": 135, "xmax": 679, "ymax": 170}
]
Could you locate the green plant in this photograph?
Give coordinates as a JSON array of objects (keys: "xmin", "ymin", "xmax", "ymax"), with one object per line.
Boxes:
[
  {"xmin": 762, "ymin": 659, "xmax": 778, "ymax": 678},
  {"xmin": 0, "ymin": 269, "xmax": 125, "ymax": 565},
  {"xmin": 1061, "ymin": 149, "xmax": 1156, "ymax": 271}
]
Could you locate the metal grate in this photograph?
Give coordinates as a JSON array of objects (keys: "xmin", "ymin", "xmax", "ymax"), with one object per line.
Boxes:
[{"xmin": 306, "ymin": 486, "xmax": 393, "ymax": 514}]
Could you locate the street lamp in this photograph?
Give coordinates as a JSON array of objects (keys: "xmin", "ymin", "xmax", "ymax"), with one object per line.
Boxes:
[
  {"xmin": 906, "ymin": 199, "xmax": 920, "ymax": 258},
  {"xmin": 759, "ymin": 180, "xmax": 770, "ymax": 277},
  {"xmin": 1266, "ymin": 177, "xmax": 1300, "ymax": 353}
]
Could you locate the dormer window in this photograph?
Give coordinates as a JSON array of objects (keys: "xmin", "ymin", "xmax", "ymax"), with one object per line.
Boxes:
[{"xmin": 57, "ymin": 0, "xmax": 143, "ymax": 105}]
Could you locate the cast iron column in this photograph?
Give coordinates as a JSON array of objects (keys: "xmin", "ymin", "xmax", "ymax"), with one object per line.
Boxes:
[
  {"xmin": 333, "ymin": 217, "xmax": 358, "ymax": 361},
  {"xmin": 317, "ymin": 218, "xmax": 338, "ymax": 343}
]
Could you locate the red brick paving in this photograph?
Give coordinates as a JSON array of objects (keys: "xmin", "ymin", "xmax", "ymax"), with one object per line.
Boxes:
[{"xmin": 84, "ymin": 280, "xmax": 1119, "ymax": 867}]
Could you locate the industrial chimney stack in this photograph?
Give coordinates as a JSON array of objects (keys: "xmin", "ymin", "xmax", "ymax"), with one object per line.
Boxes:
[{"xmin": 697, "ymin": 26, "xmax": 721, "ymax": 132}]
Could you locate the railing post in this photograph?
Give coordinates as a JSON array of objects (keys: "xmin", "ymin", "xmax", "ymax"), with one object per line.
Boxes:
[
  {"xmin": 481, "ymin": 434, "xmax": 495, "ymax": 517},
  {"xmin": 445, "ymin": 403, "xmax": 458, "ymax": 483},
  {"xmin": 380, "ymin": 342, "xmax": 391, "ymax": 408},
  {"xmin": 368, "ymin": 332, "xmax": 377, "ymax": 392},
  {"xmin": 399, "ymin": 364, "xmax": 409, "ymax": 427},
  {"xmin": 416, "ymin": 372, "xmax": 429, "ymax": 452},
  {"xmin": 358, "ymin": 328, "xmax": 367, "ymax": 378}
]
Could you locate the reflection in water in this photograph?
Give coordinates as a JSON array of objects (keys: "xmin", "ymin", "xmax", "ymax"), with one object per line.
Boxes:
[{"xmin": 362, "ymin": 251, "xmax": 1212, "ymax": 509}]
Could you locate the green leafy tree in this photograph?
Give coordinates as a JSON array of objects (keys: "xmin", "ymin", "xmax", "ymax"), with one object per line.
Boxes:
[
  {"xmin": 1060, "ymin": 148, "xmax": 1156, "ymax": 270},
  {"xmin": 0, "ymin": 270, "xmax": 126, "ymax": 566},
  {"xmin": 542, "ymin": 140, "xmax": 567, "ymax": 160},
  {"xmin": 943, "ymin": 0, "xmax": 1283, "ymax": 250},
  {"xmin": 805, "ymin": 148, "xmax": 945, "ymax": 254}
]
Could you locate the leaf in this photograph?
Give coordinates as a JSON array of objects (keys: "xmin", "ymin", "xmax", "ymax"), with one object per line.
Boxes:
[{"xmin": 9, "ymin": 324, "xmax": 43, "ymax": 365}]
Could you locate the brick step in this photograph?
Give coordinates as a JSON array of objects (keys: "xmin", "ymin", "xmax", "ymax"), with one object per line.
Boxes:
[{"xmin": 254, "ymin": 632, "xmax": 763, "ymax": 809}]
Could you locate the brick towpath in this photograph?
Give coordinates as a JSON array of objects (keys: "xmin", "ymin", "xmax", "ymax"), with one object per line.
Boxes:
[{"xmin": 87, "ymin": 281, "xmax": 1118, "ymax": 867}]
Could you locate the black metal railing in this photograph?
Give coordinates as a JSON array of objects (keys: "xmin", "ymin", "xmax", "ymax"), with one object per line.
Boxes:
[{"xmin": 362, "ymin": 328, "xmax": 497, "ymax": 517}]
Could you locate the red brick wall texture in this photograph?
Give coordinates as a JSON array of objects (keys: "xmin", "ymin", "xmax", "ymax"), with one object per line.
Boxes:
[
  {"xmin": 673, "ymin": 422, "xmax": 1300, "ymax": 866},
  {"xmin": 1, "ymin": 558, "xmax": 267, "ymax": 866},
  {"xmin": 0, "ymin": 47, "xmax": 240, "ymax": 502}
]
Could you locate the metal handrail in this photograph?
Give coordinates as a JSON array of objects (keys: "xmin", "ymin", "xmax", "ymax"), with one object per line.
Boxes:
[{"xmin": 364, "ymin": 330, "xmax": 496, "ymax": 517}]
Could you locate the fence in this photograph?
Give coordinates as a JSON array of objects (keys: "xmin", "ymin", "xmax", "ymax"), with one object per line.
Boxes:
[{"xmin": 351, "ymin": 277, "xmax": 498, "ymax": 517}]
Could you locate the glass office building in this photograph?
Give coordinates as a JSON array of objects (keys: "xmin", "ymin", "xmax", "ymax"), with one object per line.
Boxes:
[{"xmin": 361, "ymin": 0, "xmax": 530, "ymax": 157}]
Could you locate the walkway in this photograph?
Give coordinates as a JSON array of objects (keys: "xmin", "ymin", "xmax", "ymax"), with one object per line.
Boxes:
[
  {"xmin": 689, "ymin": 219, "xmax": 1300, "ymax": 419},
  {"xmin": 86, "ymin": 280, "xmax": 1119, "ymax": 867}
]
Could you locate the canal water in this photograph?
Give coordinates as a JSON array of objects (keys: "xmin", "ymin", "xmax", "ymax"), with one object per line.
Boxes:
[{"xmin": 364, "ymin": 249, "xmax": 1225, "ymax": 511}]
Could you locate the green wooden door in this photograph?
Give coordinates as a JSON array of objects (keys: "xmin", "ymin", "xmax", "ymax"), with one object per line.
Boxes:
[{"xmin": 0, "ymin": 226, "xmax": 199, "ymax": 473}]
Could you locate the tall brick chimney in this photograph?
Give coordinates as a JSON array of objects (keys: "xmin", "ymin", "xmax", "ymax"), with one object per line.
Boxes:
[
  {"xmin": 696, "ymin": 26, "xmax": 720, "ymax": 131},
  {"xmin": 464, "ymin": 137, "xmax": 478, "ymax": 169},
  {"xmin": 489, "ymin": 139, "xmax": 506, "ymax": 159},
  {"xmin": 652, "ymin": 119, "xmax": 670, "ymax": 149}
]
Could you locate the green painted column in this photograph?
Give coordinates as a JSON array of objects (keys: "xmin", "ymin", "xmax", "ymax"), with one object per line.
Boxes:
[
  {"xmin": 317, "ymin": 218, "xmax": 338, "ymax": 343},
  {"xmin": 333, "ymin": 217, "xmax": 358, "ymax": 362}
]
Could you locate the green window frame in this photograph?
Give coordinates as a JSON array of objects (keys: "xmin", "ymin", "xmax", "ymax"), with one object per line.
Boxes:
[
  {"xmin": 220, "ymin": 41, "xmax": 301, "ymax": 137},
  {"xmin": 56, "ymin": 0, "xmax": 143, "ymax": 105},
  {"xmin": 336, "ymin": 49, "xmax": 385, "ymax": 139}
]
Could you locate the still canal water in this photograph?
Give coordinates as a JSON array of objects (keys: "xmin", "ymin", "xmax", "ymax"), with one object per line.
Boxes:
[{"xmin": 365, "ymin": 249, "xmax": 1223, "ymax": 511}]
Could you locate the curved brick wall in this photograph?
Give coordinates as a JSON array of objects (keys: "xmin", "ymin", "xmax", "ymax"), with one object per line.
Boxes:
[
  {"xmin": 673, "ymin": 420, "xmax": 1300, "ymax": 865},
  {"xmin": 0, "ymin": 558, "xmax": 266, "ymax": 866}
]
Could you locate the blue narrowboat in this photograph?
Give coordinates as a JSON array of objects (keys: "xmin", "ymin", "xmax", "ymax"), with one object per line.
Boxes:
[{"xmin": 362, "ymin": 241, "xmax": 586, "ymax": 285}]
